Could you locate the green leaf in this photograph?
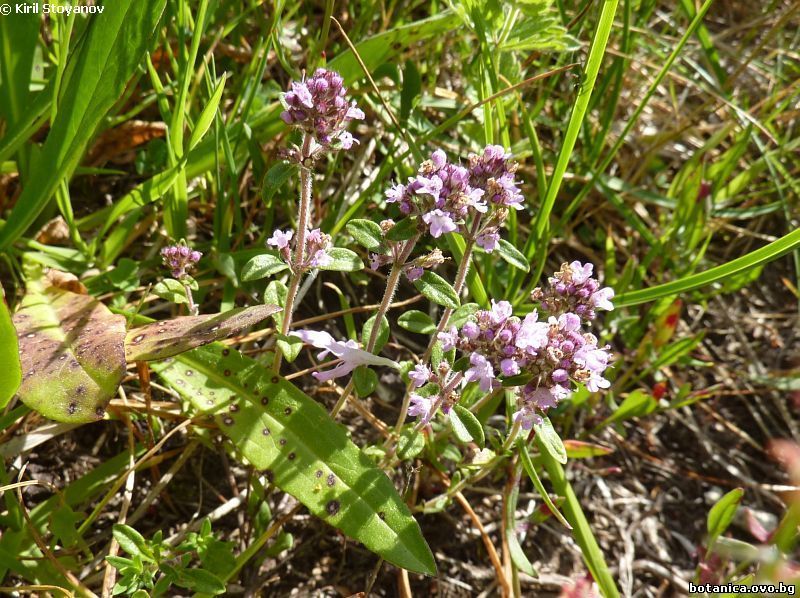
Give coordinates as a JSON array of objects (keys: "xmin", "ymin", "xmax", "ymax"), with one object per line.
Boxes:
[
  {"xmin": 517, "ymin": 439, "xmax": 572, "ymax": 530},
  {"xmin": 534, "ymin": 416, "xmax": 567, "ymax": 465},
  {"xmin": 413, "ymin": 271, "xmax": 460, "ymax": 309},
  {"xmin": 264, "ymin": 280, "xmax": 288, "ymax": 330},
  {"xmin": 616, "ymin": 228, "xmax": 800, "ymax": 307},
  {"xmin": 537, "ymin": 442, "xmax": 620, "ymax": 598},
  {"xmin": 495, "ymin": 239, "xmax": 530, "ymax": 271},
  {"xmin": 175, "ymin": 568, "xmax": 226, "ymax": 595},
  {"xmin": 505, "ymin": 470, "xmax": 537, "ymax": 577},
  {"xmin": 112, "ymin": 524, "xmax": 154, "ymax": 562},
  {"xmin": 152, "ymin": 344, "xmax": 436, "ymax": 575},
  {"xmin": 241, "ymin": 253, "xmax": 288, "ymax": 281},
  {"xmin": 353, "ymin": 366, "xmax": 378, "ymax": 398},
  {"xmin": 0, "ymin": 283, "xmax": 21, "ymax": 408},
  {"xmin": 276, "ymin": 333, "xmax": 303, "ymax": 363},
  {"xmin": 12, "ymin": 272, "xmax": 127, "ymax": 423},
  {"xmin": 362, "ymin": 314, "xmax": 390, "ymax": 353},
  {"xmin": 152, "ymin": 278, "xmax": 197, "ymax": 304},
  {"xmin": 318, "ymin": 248, "xmax": 364, "ymax": 272},
  {"xmin": 397, "ymin": 310, "xmax": 436, "ymax": 334},
  {"xmin": 564, "ymin": 440, "xmax": 614, "ymax": 459},
  {"xmin": 188, "ymin": 74, "xmax": 227, "ymax": 151},
  {"xmin": 327, "ymin": 11, "xmax": 460, "ymax": 84},
  {"xmin": 599, "ymin": 390, "xmax": 657, "ymax": 428},
  {"xmin": 400, "ymin": 59, "xmax": 422, "ymax": 123},
  {"xmin": 501, "ymin": 373, "xmax": 534, "ymax": 387},
  {"xmin": 397, "ymin": 426, "xmax": 425, "ymax": 460},
  {"xmin": 448, "ymin": 408, "xmax": 473, "ymax": 444},
  {"xmin": 449, "ymin": 303, "xmax": 480, "ymax": 328},
  {"xmin": 452, "ymin": 405, "xmax": 485, "ymax": 447},
  {"xmin": 707, "ymin": 488, "xmax": 744, "ymax": 546},
  {"xmin": 346, "ymin": 219, "xmax": 384, "ymax": 251},
  {"xmin": 0, "ymin": 0, "xmax": 169, "ymax": 251},
  {"xmin": 125, "ymin": 305, "xmax": 280, "ymax": 362},
  {"xmin": 385, "ymin": 217, "xmax": 418, "ymax": 242},
  {"xmin": 262, "ymin": 162, "xmax": 297, "ymax": 206}
]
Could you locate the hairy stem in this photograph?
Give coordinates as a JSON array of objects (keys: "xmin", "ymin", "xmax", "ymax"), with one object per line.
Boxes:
[
  {"xmin": 330, "ymin": 234, "xmax": 420, "ymax": 417},
  {"xmin": 273, "ymin": 134, "xmax": 313, "ymax": 373},
  {"xmin": 389, "ymin": 225, "xmax": 479, "ymax": 443}
]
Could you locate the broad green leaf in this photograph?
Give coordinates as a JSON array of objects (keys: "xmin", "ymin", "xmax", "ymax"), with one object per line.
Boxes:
[
  {"xmin": 241, "ymin": 253, "xmax": 288, "ymax": 281},
  {"xmin": 174, "ymin": 568, "xmax": 226, "ymax": 595},
  {"xmin": 397, "ymin": 426, "xmax": 425, "ymax": 460},
  {"xmin": 262, "ymin": 162, "xmax": 297, "ymax": 205},
  {"xmin": 413, "ymin": 271, "xmax": 460, "ymax": 309},
  {"xmin": 353, "ymin": 366, "xmax": 378, "ymax": 398},
  {"xmin": 397, "ymin": 310, "xmax": 436, "ymax": 334},
  {"xmin": 452, "ymin": 405, "xmax": 484, "ymax": 447},
  {"xmin": 112, "ymin": 524, "xmax": 154, "ymax": 562},
  {"xmin": 0, "ymin": 283, "xmax": 21, "ymax": 408},
  {"xmin": 346, "ymin": 219, "xmax": 384, "ymax": 251},
  {"xmin": 448, "ymin": 408, "xmax": 473, "ymax": 444},
  {"xmin": 616, "ymin": 228, "xmax": 800, "ymax": 307},
  {"xmin": 599, "ymin": 390, "xmax": 657, "ymax": 428},
  {"xmin": 152, "ymin": 278, "xmax": 197, "ymax": 305},
  {"xmin": 12, "ymin": 272, "xmax": 127, "ymax": 422},
  {"xmin": 0, "ymin": 0, "xmax": 168, "ymax": 251},
  {"xmin": 275, "ymin": 333, "xmax": 303, "ymax": 363},
  {"xmin": 495, "ymin": 239, "xmax": 530, "ymax": 271},
  {"xmin": 534, "ymin": 416, "xmax": 567, "ymax": 465},
  {"xmin": 125, "ymin": 304, "xmax": 280, "ymax": 362},
  {"xmin": 153, "ymin": 344, "xmax": 435, "ymax": 575},
  {"xmin": 707, "ymin": 488, "xmax": 744, "ymax": 546},
  {"xmin": 362, "ymin": 314, "xmax": 389, "ymax": 353},
  {"xmin": 450, "ymin": 303, "xmax": 480, "ymax": 328},
  {"xmin": 385, "ymin": 217, "xmax": 418, "ymax": 242},
  {"xmin": 264, "ymin": 280, "xmax": 288, "ymax": 330},
  {"xmin": 188, "ymin": 75, "xmax": 227, "ymax": 151},
  {"xmin": 319, "ymin": 248, "xmax": 364, "ymax": 272}
]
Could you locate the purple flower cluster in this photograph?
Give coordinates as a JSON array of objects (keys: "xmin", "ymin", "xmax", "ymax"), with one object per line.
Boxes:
[
  {"xmin": 385, "ymin": 146, "xmax": 522, "ymax": 245},
  {"xmin": 409, "ymin": 262, "xmax": 614, "ymax": 430},
  {"xmin": 369, "ymin": 232, "xmax": 447, "ymax": 282},
  {"xmin": 161, "ymin": 242, "xmax": 201, "ymax": 279},
  {"xmin": 268, "ymin": 227, "xmax": 332, "ymax": 270},
  {"xmin": 531, "ymin": 261, "xmax": 614, "ymax": 321},
  {"xmin": 280, "ymin": 68, "xmax": 364, "ymax": 149}
]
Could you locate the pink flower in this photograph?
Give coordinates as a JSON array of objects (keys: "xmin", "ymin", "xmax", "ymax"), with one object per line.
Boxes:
[
  {"xmin": 437, "ymin": 326, "xmax": 459, "ymax": 351},
  {"xmin": 569, "ymin": 261, "xmax": 594, "ymax": 285},
  {"xmin": 489, "ymin": 300, "xmax": 513, "ymax": 325},
  {"xmin": 408, "ymin": 364, "xmax": 431, "ymax": 388},
  {"xmin": 516, "ymin": 311, "xmax": 549, "ymax": 351},
  {"xmin": 408, "ymin": 393, "xmax": 436, "ymax": 423},
  {"xmin": 292, "ymin": 330, "xmax": 399, "ymax": 382},
  {"xmin": 476, "ymin": 231, "xmax": 499, "ymax": 252},
  {"xmin": 267, "ymin": 229, "xmax": 293, "ymax": 250},
  {"xmin": 590, "ymin": 287, "xmax": 615, "ymax": 311},
  {"xmin": 422, "ymin": 209, "xmax": 457, "ymax": 238},
  {"xmin": 465, "ymin": 352, "xmax": 497, "ymax": 392}
]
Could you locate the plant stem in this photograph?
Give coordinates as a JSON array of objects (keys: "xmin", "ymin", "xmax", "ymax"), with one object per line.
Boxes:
[
  {"xmin": 182, "ymin": 282, "xmax": 198, "ymax": 316},
  {"xmin": 273, "ymin": 134, "xmax": 313, "ymax": 373},
  {"xmin": 390, "ymin": 228, "xmax": 478, "ymax": 440},
  {"xmin": 330, "ymin": 235, "xmax": 420, "ymax": 417}
]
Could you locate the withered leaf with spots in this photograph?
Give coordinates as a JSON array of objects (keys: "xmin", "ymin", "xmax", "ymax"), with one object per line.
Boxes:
[
  {"xmin": 125, "ymin": 304, "xmax": 281, "ymax": 362},
  {"xmin": 13, "ymin": 274, "xmax": 127, "ymax": 423}
]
